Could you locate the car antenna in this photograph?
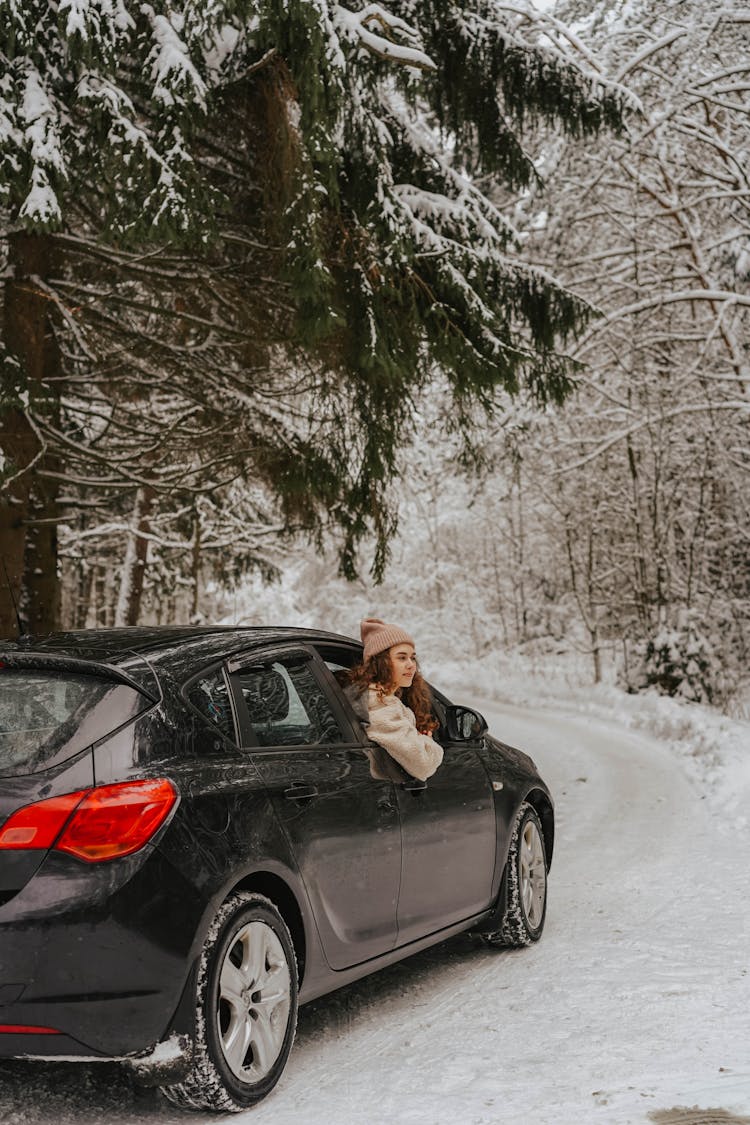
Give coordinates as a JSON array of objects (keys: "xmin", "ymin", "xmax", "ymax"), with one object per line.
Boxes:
[{"xmin": 1, "ymin": 556, "xmax": 26, "ymax": 639}]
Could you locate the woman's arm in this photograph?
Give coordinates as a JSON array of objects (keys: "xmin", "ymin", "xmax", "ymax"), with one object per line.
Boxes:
[{"xmin": 366, "ymin": 691, "xmax": 443, "ymax": 781}]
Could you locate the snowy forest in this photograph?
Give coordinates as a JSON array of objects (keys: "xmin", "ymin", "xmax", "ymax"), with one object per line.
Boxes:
[{"xmin": 1, "ymin": 0, "xmax": 748, "ymax": 714}]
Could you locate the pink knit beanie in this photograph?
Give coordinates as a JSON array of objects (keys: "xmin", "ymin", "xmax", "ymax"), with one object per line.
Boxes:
[{"xmin": 360, "ymin": 617, "xmax": 414, "ymax": 662}]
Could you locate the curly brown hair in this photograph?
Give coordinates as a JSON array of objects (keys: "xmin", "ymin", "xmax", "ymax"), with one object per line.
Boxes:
[{"xmin": 346, "ymin": 650, "xmax": 438, "ymax": 734}]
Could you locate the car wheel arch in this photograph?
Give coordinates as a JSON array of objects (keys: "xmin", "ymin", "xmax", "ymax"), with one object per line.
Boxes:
[
  {"xmin": 137, "ymin": 871, "xmax": 308, "ymax": 1085},
  {"xmin": 159, "ymin": 891, "xmax": 299, "ymax": 1111},
  {"xmin": 522, "ymin": 788, "xmax": 554, "ymax": 869},
  {"xmin": 231, "ymin": 870, "xmax": 308, "ymax": 987}
]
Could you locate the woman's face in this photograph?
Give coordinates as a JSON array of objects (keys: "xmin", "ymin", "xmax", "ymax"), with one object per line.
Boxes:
[{"xmin": 388, "ymin": 643, "xmax": 417, "ymax": 690}]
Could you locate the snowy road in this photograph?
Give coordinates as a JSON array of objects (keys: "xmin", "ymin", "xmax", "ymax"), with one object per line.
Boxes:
[{"xmin": 1, "ymin": 701, "xmax": 749, "ymax": 1124}]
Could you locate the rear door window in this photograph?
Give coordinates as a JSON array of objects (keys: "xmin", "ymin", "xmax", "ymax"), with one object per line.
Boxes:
[
  {"xmin": 234, "ymin": 655, "xmax": 347, "ymax": 747},
  {"xmin": 0, "ymin": 669, "xmax": 149, "ymax": 776}
]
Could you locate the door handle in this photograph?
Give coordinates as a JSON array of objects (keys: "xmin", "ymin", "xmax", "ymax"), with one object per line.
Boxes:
[
  {"xmin": 401, "ymin": 778, "xmax": 427, "ymax": 793},
  {"xmin": 283, "ymin": 782, "xmax": 318, "ymax": 802}
]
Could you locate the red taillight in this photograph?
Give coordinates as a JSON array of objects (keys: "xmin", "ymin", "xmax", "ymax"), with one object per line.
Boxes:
[
  {"xmin": 0, "ymin": 1025, "xmax": 60, "ymax": 1035},
  {"xmin": 0, "ymin": 791, "xmax": 88, "ymax": 851},
  {"xmin": 0, "ymin": 779, "xmax": 177, "ymax": 863},
  {"xmin": 56, "ymin": 779, "xmax": 178, "ymax": 861}
]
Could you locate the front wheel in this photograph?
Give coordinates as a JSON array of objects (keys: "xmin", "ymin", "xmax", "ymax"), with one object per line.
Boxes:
[
  {"xmin": 487, "ymin": 802, "xmax": 548, "ymax": 947},
  {"xmin": 161, "ymin": 892, "xmax": 298, "ymax": 1113}
]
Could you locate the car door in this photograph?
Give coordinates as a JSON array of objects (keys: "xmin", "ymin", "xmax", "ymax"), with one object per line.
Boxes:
[
  {"xmin": 394, "ymin": 718, "xmax": 497, "ymax": 946},
  {"xmin": 321, "ymin": 650, "xmax": 499, "ymax": 947},
  {"xmin": 227, "ymin": 645, "xmax": 401, "ymax": 971}
]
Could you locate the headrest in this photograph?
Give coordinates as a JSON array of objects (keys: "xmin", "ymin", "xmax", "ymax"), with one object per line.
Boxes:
[{"xmin": 243, "ymin": 668, "xmax": 290, "ymax": 725}]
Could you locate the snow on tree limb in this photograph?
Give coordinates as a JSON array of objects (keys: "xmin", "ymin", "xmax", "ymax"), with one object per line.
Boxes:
[
  {"xmin": 58, "ymin": 0, "xmax": 134, "ymax": 44},
  {"xmin": 15, "ymin": 65, "xmax": 65, "ymax": 224},
  {"xmin": 555, "ymin": 403, "xmax": 749, "ymax": 475},
  {"xmin": 334, "ymin": 3, "xmax": 435, "ymax": 70},
  {"xmin": 141, "ymin": 3, "xmax": 208, "ymax": 108},
  {"xmin": 615, "ymin": 28, "xmax": 689, "ymax": 82}
]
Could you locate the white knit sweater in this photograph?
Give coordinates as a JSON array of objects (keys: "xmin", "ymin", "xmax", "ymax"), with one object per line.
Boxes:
[{"xmin": 365, "ymin": 688, "xmax": 444, "ymax": 781}]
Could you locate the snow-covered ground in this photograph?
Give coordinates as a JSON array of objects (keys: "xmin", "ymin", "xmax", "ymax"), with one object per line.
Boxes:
[{"xmin": 1, "ymin": 687, "xmax": 748, "ymax": 1124}]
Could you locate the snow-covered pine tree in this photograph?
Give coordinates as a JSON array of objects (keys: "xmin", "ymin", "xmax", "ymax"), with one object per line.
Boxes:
[
  {"xmin": 1, "ymin": 0, "xmax": 219, "ymax": 631},
  {"xmin": 0, "ymin": 0, "xmax": 627, "ymax": 633}
]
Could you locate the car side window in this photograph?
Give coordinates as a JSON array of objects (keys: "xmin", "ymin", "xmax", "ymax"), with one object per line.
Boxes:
[
  {"xmin": 316, "ymin": 645, "xmax": 362, "ymax": 699},
  {"xmin": 236, "ymin": 656, "xmax": 345, "ymax": 747},
  {"xmin": 314, "ymin": 643, "xmax": 361, "ymax": 675},
  {"xmin": 186, "ymin": 670, "xmax": 236, "ymax": 743}
]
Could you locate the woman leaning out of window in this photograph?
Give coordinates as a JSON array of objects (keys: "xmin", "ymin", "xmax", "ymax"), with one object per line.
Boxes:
[{"xmin": 344, "ymin": 618, "xmax": 443, "ymax": 781}]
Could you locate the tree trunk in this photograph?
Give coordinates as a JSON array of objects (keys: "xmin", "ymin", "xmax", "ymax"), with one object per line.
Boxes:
[
  {"xmin": 587, "ymin": 527, "xmax": 602, "ymax": 684},
  {"xmin": 590, "ymin": 627, "xmax": 602, "ymax": 684},
  {"xmin": 0, "ymin": 408, "xmax": 33, "ymax": 636},
  {"xmin": 115, "ymin": 486, "xmax": 155, "ymax": 626},
  {"xmin": 190, "ymin": 514, "xmax": 202, "ymax": 620},
  {"xmin": 24, "ymin": 451, "xmax": 61, "ymax": 634},
  {"xmin": 75, "ymin": 559, "xmax": 94, "ymax": 629},
  {"xmin": 0, "ymin": 232, "xmax": 62, "ymax": 636}
]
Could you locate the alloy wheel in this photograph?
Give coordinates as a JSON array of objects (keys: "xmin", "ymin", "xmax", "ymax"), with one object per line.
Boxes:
[
  {"xmin": 520, "ymin": 818, "xmax": 546, "ymax": 929},
  {"xmin": 217, "ymin": 920, "xmax": 292, "ymax": 1083}
]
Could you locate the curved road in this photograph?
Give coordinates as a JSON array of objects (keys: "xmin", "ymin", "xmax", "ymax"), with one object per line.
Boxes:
[{"xmin": 0, "ymin": 701, "xmax": 748, "ymax": 1124}]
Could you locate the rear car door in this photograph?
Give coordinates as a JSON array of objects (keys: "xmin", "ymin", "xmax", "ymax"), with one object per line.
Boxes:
[{"xmin": 228, "ymin": 646, "xmax": 401, "ymax": 971}]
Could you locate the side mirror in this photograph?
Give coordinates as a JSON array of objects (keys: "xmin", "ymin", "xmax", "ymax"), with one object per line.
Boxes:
[{"xmin": 445, "ymin": 705, "xmax": 488, "ymax": 742}]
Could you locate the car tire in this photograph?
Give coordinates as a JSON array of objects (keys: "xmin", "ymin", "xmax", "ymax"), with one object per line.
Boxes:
[
  {"xmin": 486, "ymin": 802, "xmax": 547, "ymax": 948},
  {"xmin": 160, "ymin": 891, "xmax": 298, "ymax": 1113}
]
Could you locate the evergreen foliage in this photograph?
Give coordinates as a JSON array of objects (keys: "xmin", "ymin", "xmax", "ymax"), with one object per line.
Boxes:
[{"xmin": 0, "ymin": 0, "xmax": 627, "ymax": 629}]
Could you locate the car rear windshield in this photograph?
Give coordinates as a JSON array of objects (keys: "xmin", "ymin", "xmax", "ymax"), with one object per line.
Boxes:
[{"xmin": 0, "ymin": 669, "xmax": 150, "ymax": 777}]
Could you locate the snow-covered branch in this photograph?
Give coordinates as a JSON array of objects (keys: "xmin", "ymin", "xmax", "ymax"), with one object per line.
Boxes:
[{"xmin": 334, "ymin": 4, "xmax": 435, "ymax": 70}]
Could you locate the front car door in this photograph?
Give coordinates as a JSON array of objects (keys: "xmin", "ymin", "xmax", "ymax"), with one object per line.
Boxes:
[
  {"xmin": 318, "ymin": 644, "xmax": 498, "ymax": 947},
  {"xmin": 227, "ymin": 646, "xmax": 401, "ymax": 971},
  {"xmin": 394, "ymin": 727, "xmax": 497, "ymax": 945}
]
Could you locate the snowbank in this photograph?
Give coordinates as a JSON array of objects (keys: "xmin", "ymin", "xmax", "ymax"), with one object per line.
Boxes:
[{"xmin": 433, "ymin": 653, "xmax": 750, "ymax": 830}]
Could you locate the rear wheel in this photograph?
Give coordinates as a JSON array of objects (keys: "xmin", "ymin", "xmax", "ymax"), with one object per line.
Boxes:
[
  {"xmin": 161, "ymin": 892, "xmax": 298, "ymax": 1112},
  {"xmin": 486, "ymin": 803, "xmax": 547, "ymax": 947}
]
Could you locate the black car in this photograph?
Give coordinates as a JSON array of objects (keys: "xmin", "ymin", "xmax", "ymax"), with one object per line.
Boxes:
[{"xmin": 0, "ymin": 626, "xmax": 553, "ymax": 1112}]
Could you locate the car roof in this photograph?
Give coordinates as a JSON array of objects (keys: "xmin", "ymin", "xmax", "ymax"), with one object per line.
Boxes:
[{"xmin": 0, "ymin": 625, "xmax": 362, "ymax": 687}]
